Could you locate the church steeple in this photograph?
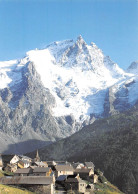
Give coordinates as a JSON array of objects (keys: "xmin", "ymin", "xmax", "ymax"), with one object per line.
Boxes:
[{"xmin": 35, "ymin": 149, "xmax": 40, "ymax": 162}]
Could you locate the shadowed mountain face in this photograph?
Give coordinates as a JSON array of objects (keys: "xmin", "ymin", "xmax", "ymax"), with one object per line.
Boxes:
[
  {"xmin": 0, "ymin": 62, "xmax": 73, "ymax": 154},
  {"xmin": 29, "ymin": 106, "xmax": 138, "ymax": 194}
]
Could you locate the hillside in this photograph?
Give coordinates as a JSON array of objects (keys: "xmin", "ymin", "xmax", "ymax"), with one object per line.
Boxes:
[
  {"xmin": 94, "ymin": 181, "xmax": 123, "ymax": 194},
  {"xmin": 0, "ymin": 184, "xmax": 34, "ymax": 194},
  {"xmin": 30, "ymin": 106, "xmax": 138, "ymax": 194}
]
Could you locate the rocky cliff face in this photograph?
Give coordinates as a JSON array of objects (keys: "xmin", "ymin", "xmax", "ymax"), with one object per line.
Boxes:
[
  {"xmin": 0, "ymin": 62, "xmax": 74, "ymax": 153},
  {"xmin": 0, "ymin": 36, "xmax": 137, "ymax": 153},
  {"xmin": 103, "ymin": 78, "xmax": 136, "ymax": 116}
]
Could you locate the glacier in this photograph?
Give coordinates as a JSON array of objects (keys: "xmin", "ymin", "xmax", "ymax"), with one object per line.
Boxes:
[
  {"xmin": 0, "ymin": 35, "xmax": 138, "ymax": 153},
  {"xmin": 0, "ymin": 36, "xmax": 137, "ymax": 122}
]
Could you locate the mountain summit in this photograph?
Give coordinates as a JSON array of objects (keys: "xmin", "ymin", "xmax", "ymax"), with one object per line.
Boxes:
[
  {"xmin": 26, "ymin": 36, "xmax": 132, "ymax": 121},
  {"xmin": 0, "ymin": 36, "xmax": 137, "ymax": 153},
  {"xmin": 127, "ymin": 61, "xmax": 138, "ymax": 74}
]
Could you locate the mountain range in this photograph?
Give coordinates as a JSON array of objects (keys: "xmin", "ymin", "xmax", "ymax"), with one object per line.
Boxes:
[{"xmin": 0, "ymin": 35, "xmax": 138, "ymax": 153}]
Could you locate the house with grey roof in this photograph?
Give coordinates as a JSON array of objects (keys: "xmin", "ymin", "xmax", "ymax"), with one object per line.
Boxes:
[
  {"xmin": 35, "ymin": 161, "xmax": 48, "ymax": 167},
  {"xmin": 14, "ymin": 168, "xmax": 33, "ymax": 176},
  {"xmin": 85, "ymin": 162, "xmax": 95, "ymax": 170},
  {"xmin": 55, "ymin": 165, "xmax": 74, "ymax": 177},
  {"xmin": 10, "ymin": 155, "xmax": 20, "ymax": 165},
  {"xmin": 74, "ymin": 168, "xmax": 94, "ymax": 180},
  {"xmin": 0, "ymin": 176, "xmax": 54, "ymax": 194},
  {"xmin": 19, "ymin": 155, "xmax": 32, "ymax": 163},
  {"xmin": 18, "ymin": 159, "xmax": 30, "ymax": 168},
  {"xmin": 65, "ymin": 177, "xmax": 87, "ymax": 193},
  {"xmin": 72, "ymin": 162, "xmax": 85, "ymax": 169},
  {"xmin": 33, "ymin": 167, "xmax": 52, "ymax": 177}
]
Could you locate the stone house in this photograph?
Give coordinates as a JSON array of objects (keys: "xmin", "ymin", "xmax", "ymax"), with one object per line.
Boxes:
[
  {"xmin": 33, "ymin": 167, "xmax": 52, "ymax": 176},
  {"xmin": 56, "ymin": 174, "xmax": 79, "ymax": 185},
  {"xmin": 18, "ymin": 160, "xmax": 30, "ymax": 168},
  {"xmin": 72, "ymin": 162, "xmax": 85, "ymax": 169},
  {"xmin": 55, "ymin": 165, "xmax": 74, "ymax": 177},
  {"xmin": 5, "ymin": 163, "xmax": 17, "ymax": 173},
  {"xmin": 74, "ymin": 168, "xmax": 94, "ymax": 180},
  {"xmin": 0, "ymin": 176, "xmax": 54, "ymax": 194},
  {"xmin": 14, "ymin": 168, "xmax": 33, "ymax": 176},
  {"xmin": 10, "ymin": 155, "xmax": 20, "ymax": 165},
  {"xmin": 85, "ymin": 162, "xmax": 95, "ymax": 170},
  {"xmin": 91, "ymin": 174, "xmax": 98, "ymax": 183},
  {"xmin": 65, "ymin": 177, "xmax": 86, "ymax": 193}
]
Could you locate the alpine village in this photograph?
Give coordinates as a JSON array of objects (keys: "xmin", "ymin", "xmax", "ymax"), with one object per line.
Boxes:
[{"xmin": 0, "ymin": 151, "xmax": 123, "ymax": 194}]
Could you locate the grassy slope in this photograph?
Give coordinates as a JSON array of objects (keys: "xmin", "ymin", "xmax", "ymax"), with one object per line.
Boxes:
[
  {"xmin": 0, "ymin": 170, "xmax": 14, "ymax": 177},
  {"xmin": 94, "ymin": 181, "xmax": 123, "ymax": 194},
  {"xmin": 0, "ymin": 171, "xmax": 34, "ymax": 194},
  {"xmin": 0, "ymin": 184, "xmax": 34, "ymax": 194},
  {"xmin": 30, "ymin": 106, "xmax": 138, "ymax": 194}
]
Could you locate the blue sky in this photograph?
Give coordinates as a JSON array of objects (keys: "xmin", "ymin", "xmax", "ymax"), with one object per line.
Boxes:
[{"xmin": 0, "ymin": 0, "xmax": 137, "ymax": 69}]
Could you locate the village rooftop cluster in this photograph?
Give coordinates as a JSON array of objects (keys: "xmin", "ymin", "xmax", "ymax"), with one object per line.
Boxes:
[{"xmin": 0, "ymin": 151, "xmax": 101, "ymax": 194}]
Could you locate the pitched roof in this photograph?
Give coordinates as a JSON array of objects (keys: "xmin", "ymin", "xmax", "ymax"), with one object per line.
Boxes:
[
  {"xmin": 19, "ymin": 160, "xmax": 30, "ymax": 164},
  {"xmin": 56, "ymin": 175, "xmax": 68, "ymax": 181},
  {"xmin": 35, "ymin": 161, "xmax": 46, "ymax": 166},
  {"xmin": 33, "ymin": 167, "xmax": 51, "ymax": 173},
  {"xmin": 14, "ymin": 168, "xmax": 32, "ymax": 174},
  {"xmin": 74, "ymin": 169, "xmax": 91, "ymax": 174},
  {"xmin": 19, "ymin": 155, "xmax": 32, "ymax": 161},
  {"xmin": 55, "ymin": 165, "xmax": 74, "ymax": 172},
  {"xmin": 72, "ymin": 162, "xmax": 84, "ymax": 169},
  {"xmin": 30, "ymin": 166, "xmax": 37, "ymax": 169},
  {"xmin": 85, "ymin": 162, "xmax": 95, "ymax": 168},
  {"xmin": 0, "ymin": 176, "xmax": 53, "ymax": 185},
  {"xmin": 11, "ymin": 155, "xmax": 20, "ymax": 161}
]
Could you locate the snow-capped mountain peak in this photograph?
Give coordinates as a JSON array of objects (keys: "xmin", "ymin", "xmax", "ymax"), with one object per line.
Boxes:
[
  {"xmin": 23, "ymin": 36, "xmax": 133, "ymax": 122},
  {"xmin": 76, "ymin": 35, "xmax": 87, "ymax": 47},
  {"xmin": 1, "ymin": 36, "xmax": 138, "ymax": 154},
  {"xmin": 0, "ymin": 36, "xmax": 137, "ymax": 124},
  {"xmin": 127, "ymin": 61, "xmax": 138, "ymax": 74}
]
